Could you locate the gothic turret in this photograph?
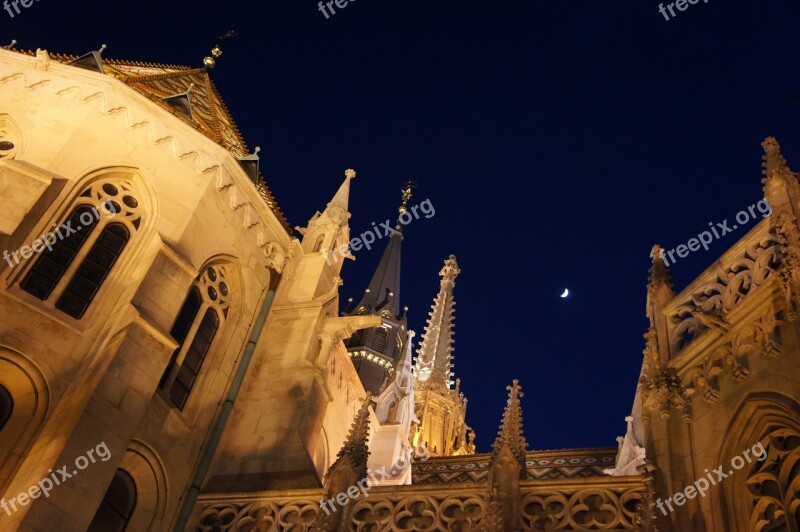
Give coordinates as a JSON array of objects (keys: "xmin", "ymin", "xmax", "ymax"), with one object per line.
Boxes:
[{"xmin": 343, "ymin": 180, "xmax": 414, "ymax": 395}]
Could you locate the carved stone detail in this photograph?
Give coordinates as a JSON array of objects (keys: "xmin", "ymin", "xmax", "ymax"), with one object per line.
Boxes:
[
  {"xmin": 669, "ymin": 235, "xmax": 780, "ymax": 353},
  {"xmin": 746, "ymin": 428, "xmax": 800, "ymax": 531},
  {"xmin": 640, "ymin": 370, "xmax": 690, "ymax": 423}
]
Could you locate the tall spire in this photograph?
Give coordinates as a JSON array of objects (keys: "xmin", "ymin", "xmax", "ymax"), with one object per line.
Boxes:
[
  {"xmin": 491, "ymin": 380, "xmax": 528, "ymax": 463},
  {"xmin": 350, "ymin": 178, "xmax": 414, "ymax": 316},
  {"xmin": 414, "ymin": 255, "xmax": 460, "ymax": 390},
  {"xmin": 344, "ymin": 181, "xmax": 413, "ymax": 394}
]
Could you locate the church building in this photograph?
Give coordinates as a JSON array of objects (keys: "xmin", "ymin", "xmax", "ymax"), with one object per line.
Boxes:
[{"xmin": 0, "ymin": 41, "xmax": 797, "ymax": 531}]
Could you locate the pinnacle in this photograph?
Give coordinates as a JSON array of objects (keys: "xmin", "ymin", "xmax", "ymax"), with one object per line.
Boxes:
[
  {"xmin": 331, "ymin": 393, "xmax": 372, "ymax": 473},
  {"xmin": 762, "ymin": 137, "xmax": 792, "ymax": 180},
  {"xmin": 491, "ymin": 380, "xmax": 528, "ymax": 463},
  {"xmin": 648, "ymin": 244, "xmax": 673, "ymax": 290}
]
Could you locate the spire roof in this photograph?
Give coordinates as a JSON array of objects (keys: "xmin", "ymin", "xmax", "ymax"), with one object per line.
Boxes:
[
  {"xmin": 491, "ymin": 380, "xmax": 528, "ymax": 463},
  {"xmin": 350, "ymin": 179, "xmax": 415, "ymax": 317},
  {"xmin": 331, "ymin": 169, "xmax": 356, "ymax": 212},
  {"xmin": 357, "ymin": 230, "xmax": 403, "ymax": 316},
  {"xmin": 414, "ymin": 255, "xmax": 460, "ymax": 391}
]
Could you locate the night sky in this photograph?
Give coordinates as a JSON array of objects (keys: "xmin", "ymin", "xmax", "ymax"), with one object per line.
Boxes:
[{"xmin": 4, "ymin": 0, "xmax": 799, "ymax": 452}]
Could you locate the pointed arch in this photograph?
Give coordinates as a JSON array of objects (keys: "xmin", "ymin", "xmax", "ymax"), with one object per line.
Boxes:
[{"xmin": 718, "ymin": 392, "xmax": 800, "ymax": 532}]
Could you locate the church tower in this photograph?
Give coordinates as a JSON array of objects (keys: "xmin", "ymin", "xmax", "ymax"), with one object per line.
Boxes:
[
  {"xmin": 342, "ymin": 181, "xmax": 414, "ymax": 395},
  {"xmin": 411, "ymin": 255, "xmax": 475, "ymax": 456}
]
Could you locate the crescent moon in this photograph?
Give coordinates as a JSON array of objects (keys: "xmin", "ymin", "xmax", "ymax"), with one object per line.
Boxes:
[{"xmin": 560, "ymin": 288, "xmax": 569, "ymax": 298}]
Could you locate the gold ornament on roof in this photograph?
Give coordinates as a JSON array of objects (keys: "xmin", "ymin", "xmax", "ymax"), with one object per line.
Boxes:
[{"xmin": 399, "ymin": 177, "xmax": 417, "ymax": 214}]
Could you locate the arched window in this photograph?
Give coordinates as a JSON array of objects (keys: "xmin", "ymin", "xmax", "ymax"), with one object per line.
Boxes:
[
  {"xmin": 87, "ymin": 469, "xmax": 136, "ymax": 532},
  {"xmin": 169, "ymin": 309, "xmax": 219, "ymax": 409},
  {"xmin": 161, "ymin": 265, "xmax": 229, "ymax": 410},
  {"xmin": 0, "ymin": 385, "xmax": 12, "ymax": 432},
  {"xmin": 56, "ymin": 223, "xmax": 130, "ymax": 319},
  {"xmin": 20, "ymin": 205, "xmax": 100, "ymax": 300},
  {"xmin": 20, "ymin": 179, "xmax": 141, "ymax": 320}
]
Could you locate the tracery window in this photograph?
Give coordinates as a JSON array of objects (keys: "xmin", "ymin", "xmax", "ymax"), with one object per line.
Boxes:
[
  {"xmin": 20, "ymin": 180, "xmax": 141, "ymax": 319},
  {"xmin": 161, "ymin": 265, "xmax": 230, "ymax": 410},
  {"xmin": 747, "ymin": 428, "xmax": 800, "ymax": 531}
]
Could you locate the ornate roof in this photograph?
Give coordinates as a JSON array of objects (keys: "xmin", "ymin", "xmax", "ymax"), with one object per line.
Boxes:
[
  {"xmin": 7, "ymin": 47, "xmax": 291, "ymax": 232},
  {"xmin": 412, "ymin": 447, "xmax": 618, "ymax": 484}
]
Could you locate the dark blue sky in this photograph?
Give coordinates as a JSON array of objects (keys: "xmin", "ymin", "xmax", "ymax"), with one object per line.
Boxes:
[{"xmin": 5, "ymin": 0, "xmax": 799, "ymax": 451}]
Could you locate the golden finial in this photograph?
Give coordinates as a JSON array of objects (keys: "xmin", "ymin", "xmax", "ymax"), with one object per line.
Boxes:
[
  {"xmin": 399, "ymin": 177, "xmax": 417, "ymax": 214},
  {"xmin": 203, "ymin": 30, "xmax": 237, "ymax": 69}
]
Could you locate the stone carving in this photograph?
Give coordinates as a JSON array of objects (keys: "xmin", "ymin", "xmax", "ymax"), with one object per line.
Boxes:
[
  {"xmin": 640, "ymin": 369, "xmax": 690, "ymax": 422},
  {"xmin": 746, "ymin": 428, "xmax": 800, "ymax": 531},
  {"xmin": 263, "ymin": 241, "xmax": 286, "ymax": 273},
  {"xmin": 199, "ymin": 500, "xmax": 318, "ymax": 531},
  {"xmin": 520, "ymin": 487, "xmax": 643, "ymax": 530},
  {"xmin": 35, "ymin": 49, "xmax": 51, "ymax": 72},
  {"xmin": 669, "ymin": 235, "xmax": 780, "ymax": 353}
]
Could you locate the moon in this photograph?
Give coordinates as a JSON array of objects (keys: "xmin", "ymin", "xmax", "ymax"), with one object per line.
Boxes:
[{"xmin": 560, "ymin": 288, "xmax": 569, "ymax": 298}]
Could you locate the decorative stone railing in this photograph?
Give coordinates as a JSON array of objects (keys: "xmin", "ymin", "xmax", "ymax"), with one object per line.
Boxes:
[{"xmin": 195, "ymin": 474, "xmax": 645, "ymax": 530}]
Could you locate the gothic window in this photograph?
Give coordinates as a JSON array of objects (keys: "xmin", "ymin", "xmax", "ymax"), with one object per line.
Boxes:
[
  {"xmin": 20, "ymin": 179, "xmax": 141, "ymax": 319},
  {"xmin": 161, "ymin": 265, "xmax": 230, "ymax": 410},
  {"xmin": 746, "ymin": 429, "xmax": 800, "ymax": 530},
  {"xmin": 55, "ymin": 223, "xmax": 129, "ymax": 319},
  {"xmin": 0, "ymin": 385, "xmax": 12, "ymax": 432},
  {"xmin": 87, "ymin": 469, "xmax": 136, "ymax": 532},
  {"xmin": 20, "ymin": 206, "xmax": 100, "ymax": 300},
  {"xmin": 372, "ymin": 327, "xmax": 389, "ymax": 353}
]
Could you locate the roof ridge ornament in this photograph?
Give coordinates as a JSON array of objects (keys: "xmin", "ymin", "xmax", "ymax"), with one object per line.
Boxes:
[
  {"xmin": 69, "ymin": 44, "xmax": 106, "ymax": 73},
  {"xmin": 203, "ymin": 30, "xmax": 237, "ymax": 69},
  {"xmin": 2, "ymin": 40, "xmax": 16, "ymax": 50}
]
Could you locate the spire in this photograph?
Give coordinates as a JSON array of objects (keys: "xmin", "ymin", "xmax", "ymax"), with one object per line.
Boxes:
[
  {"xmin": 414, "ymin": 255, "xmax": 460, "ymax": 390},
  {"xmin": 491, "ymin": 380, "xmax": 528, "ymax": 463},
  {"xmin": 350, "ymin": 179, "xmax": 414, "ymax": 317}
]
